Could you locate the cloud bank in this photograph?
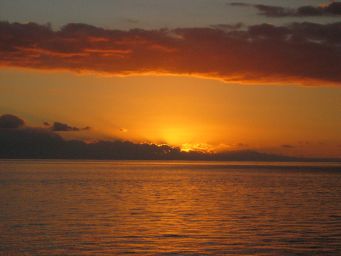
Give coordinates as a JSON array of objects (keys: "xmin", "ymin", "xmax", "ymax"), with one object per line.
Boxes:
[
  {"xmin": 0, "ymin": 21, "xmax": 340, "ymax": 86},
  {"xmin": 230, "ymin": 2, "xmax": 341, "ymax": 17},
  {"xmin": 0, "ymin": 114, "xmax": 306, "ymax": 161}
]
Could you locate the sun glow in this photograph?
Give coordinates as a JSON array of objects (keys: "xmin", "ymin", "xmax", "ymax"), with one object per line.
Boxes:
[
  {"xmin": 161, "ymin": 127, "xmax": 193, "ymax": 145},
  {"xmin": 160, "ymin": 127, "xmax": 209, "ymax": 152},
  {"xmin": 180, "ymin": 143, "xmax": 211, "ymax": 152}
]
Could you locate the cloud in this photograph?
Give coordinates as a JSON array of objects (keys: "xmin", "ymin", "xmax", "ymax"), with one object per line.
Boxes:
[
  {"xmin": 0, "ymin": 114, "xmax": 311, "ymax": 161},
  {"xmin": 0, "ymin": 21, "xmax": 340, "ymax": 86},
  {"xmin": 50, "ymin": 121, "xmax": 90, "ymax": 132},
  {"xmin": 0, "ymin": 114, "xmax": 183, "ymax": 159},
  {"xmin": 229, "ymin": 1, "xmax": 341, "ymax": 17},
  {"xmin": 0, "ymin": 114, "xmax": 89, "ymax": 132},
  {"xmin": 0, "ymin": 114, "xmax": 25, "ymax": 129},
  {"xmin": 230, "ymin": 2, "xmax": 294, "ymax": 17}
]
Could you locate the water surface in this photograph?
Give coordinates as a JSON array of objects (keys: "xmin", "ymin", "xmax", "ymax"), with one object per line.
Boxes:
[{"xmin": 1, "ymin": 160, "xmax": 341, "ymax": 255}]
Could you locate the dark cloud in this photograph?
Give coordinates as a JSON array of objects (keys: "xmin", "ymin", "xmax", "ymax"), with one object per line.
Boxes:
[
  {"xmin": 0, "ymin": 114, "xmax": 311, "ymax": 161},
  {"xmin": 0, "ymin": 115, "xmax": 185, "ymax": 160},
  {"xmin": 0, "ymin": 114, "xmax": 25, "ymax": 129},
  {"xmin": 229, "ymin": 1, "xmax": 341, "ymax": 17},
  {"xmin": 50, "ymin": 122, "xmax": 90, "ymax": 132},
  {"xmin": 0, "ymin": 21, "xmax": 340, "ymax": 86},
  {"xmin": 230, "ymin": 2, "xmax": 294, "ymax": 17}
]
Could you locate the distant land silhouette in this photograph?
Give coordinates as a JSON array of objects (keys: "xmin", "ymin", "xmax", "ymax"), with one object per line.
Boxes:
[{"xmin": 0, "ymin": 114, "xmax": 339, "ymax": 162}]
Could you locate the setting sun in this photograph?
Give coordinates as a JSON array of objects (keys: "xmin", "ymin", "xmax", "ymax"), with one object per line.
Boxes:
[{"xmin": 1, "ymin": 0, "xmax": 341, "ymax": 255}]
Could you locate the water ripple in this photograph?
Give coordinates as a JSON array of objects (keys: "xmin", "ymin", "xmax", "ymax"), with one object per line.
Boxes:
[{"xmin": 0, "ymin": 160, "xmax": 341, "ymax": 255}]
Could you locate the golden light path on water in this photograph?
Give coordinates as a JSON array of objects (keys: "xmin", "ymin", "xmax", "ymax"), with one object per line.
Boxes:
[{"xmin": 1, "ymin": 160, "xmax": 341, "ymax": 255}]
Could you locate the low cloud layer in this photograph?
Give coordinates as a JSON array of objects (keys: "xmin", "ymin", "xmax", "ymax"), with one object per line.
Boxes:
[
  {"xmin": 0, "ymin": 114, "xmax": 307, "ymax": 161},
  {"xmin": 230, "ymin": 2, "xmax": 341, "ymax": 17},
  {"xmin": 0, "ymin": 21, "xmax": 340, "ymax": 86}
]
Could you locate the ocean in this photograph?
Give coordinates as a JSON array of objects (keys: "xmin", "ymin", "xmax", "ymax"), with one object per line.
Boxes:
[{"xmin": 0, "ymin": 160, "xmax": 341, "ymax": 255}]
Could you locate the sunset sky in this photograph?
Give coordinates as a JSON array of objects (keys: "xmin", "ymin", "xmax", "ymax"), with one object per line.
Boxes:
[{"xmin": 0, "ymin": 0, "xmax": 340, "ymax": 158}]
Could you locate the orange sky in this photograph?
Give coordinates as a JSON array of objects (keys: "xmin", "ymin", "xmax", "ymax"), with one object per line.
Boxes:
[
  {"xmin": 1, "ymin": 68, "xmax": 340, "ymax": 157},
  {"xmin": 0, "ymin": 1, "xmax": 340, "ymax": 158}
]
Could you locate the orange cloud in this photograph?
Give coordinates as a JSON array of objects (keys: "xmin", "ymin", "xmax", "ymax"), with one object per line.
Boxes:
[{"xmin": 0, "ymin": 22, "xmax": 340, "ymax": 86}]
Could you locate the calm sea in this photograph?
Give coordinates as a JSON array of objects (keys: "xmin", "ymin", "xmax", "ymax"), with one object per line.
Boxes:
[{"xmin": 0, "ymin": 160, "xmax": 341, "ymax": 255}]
